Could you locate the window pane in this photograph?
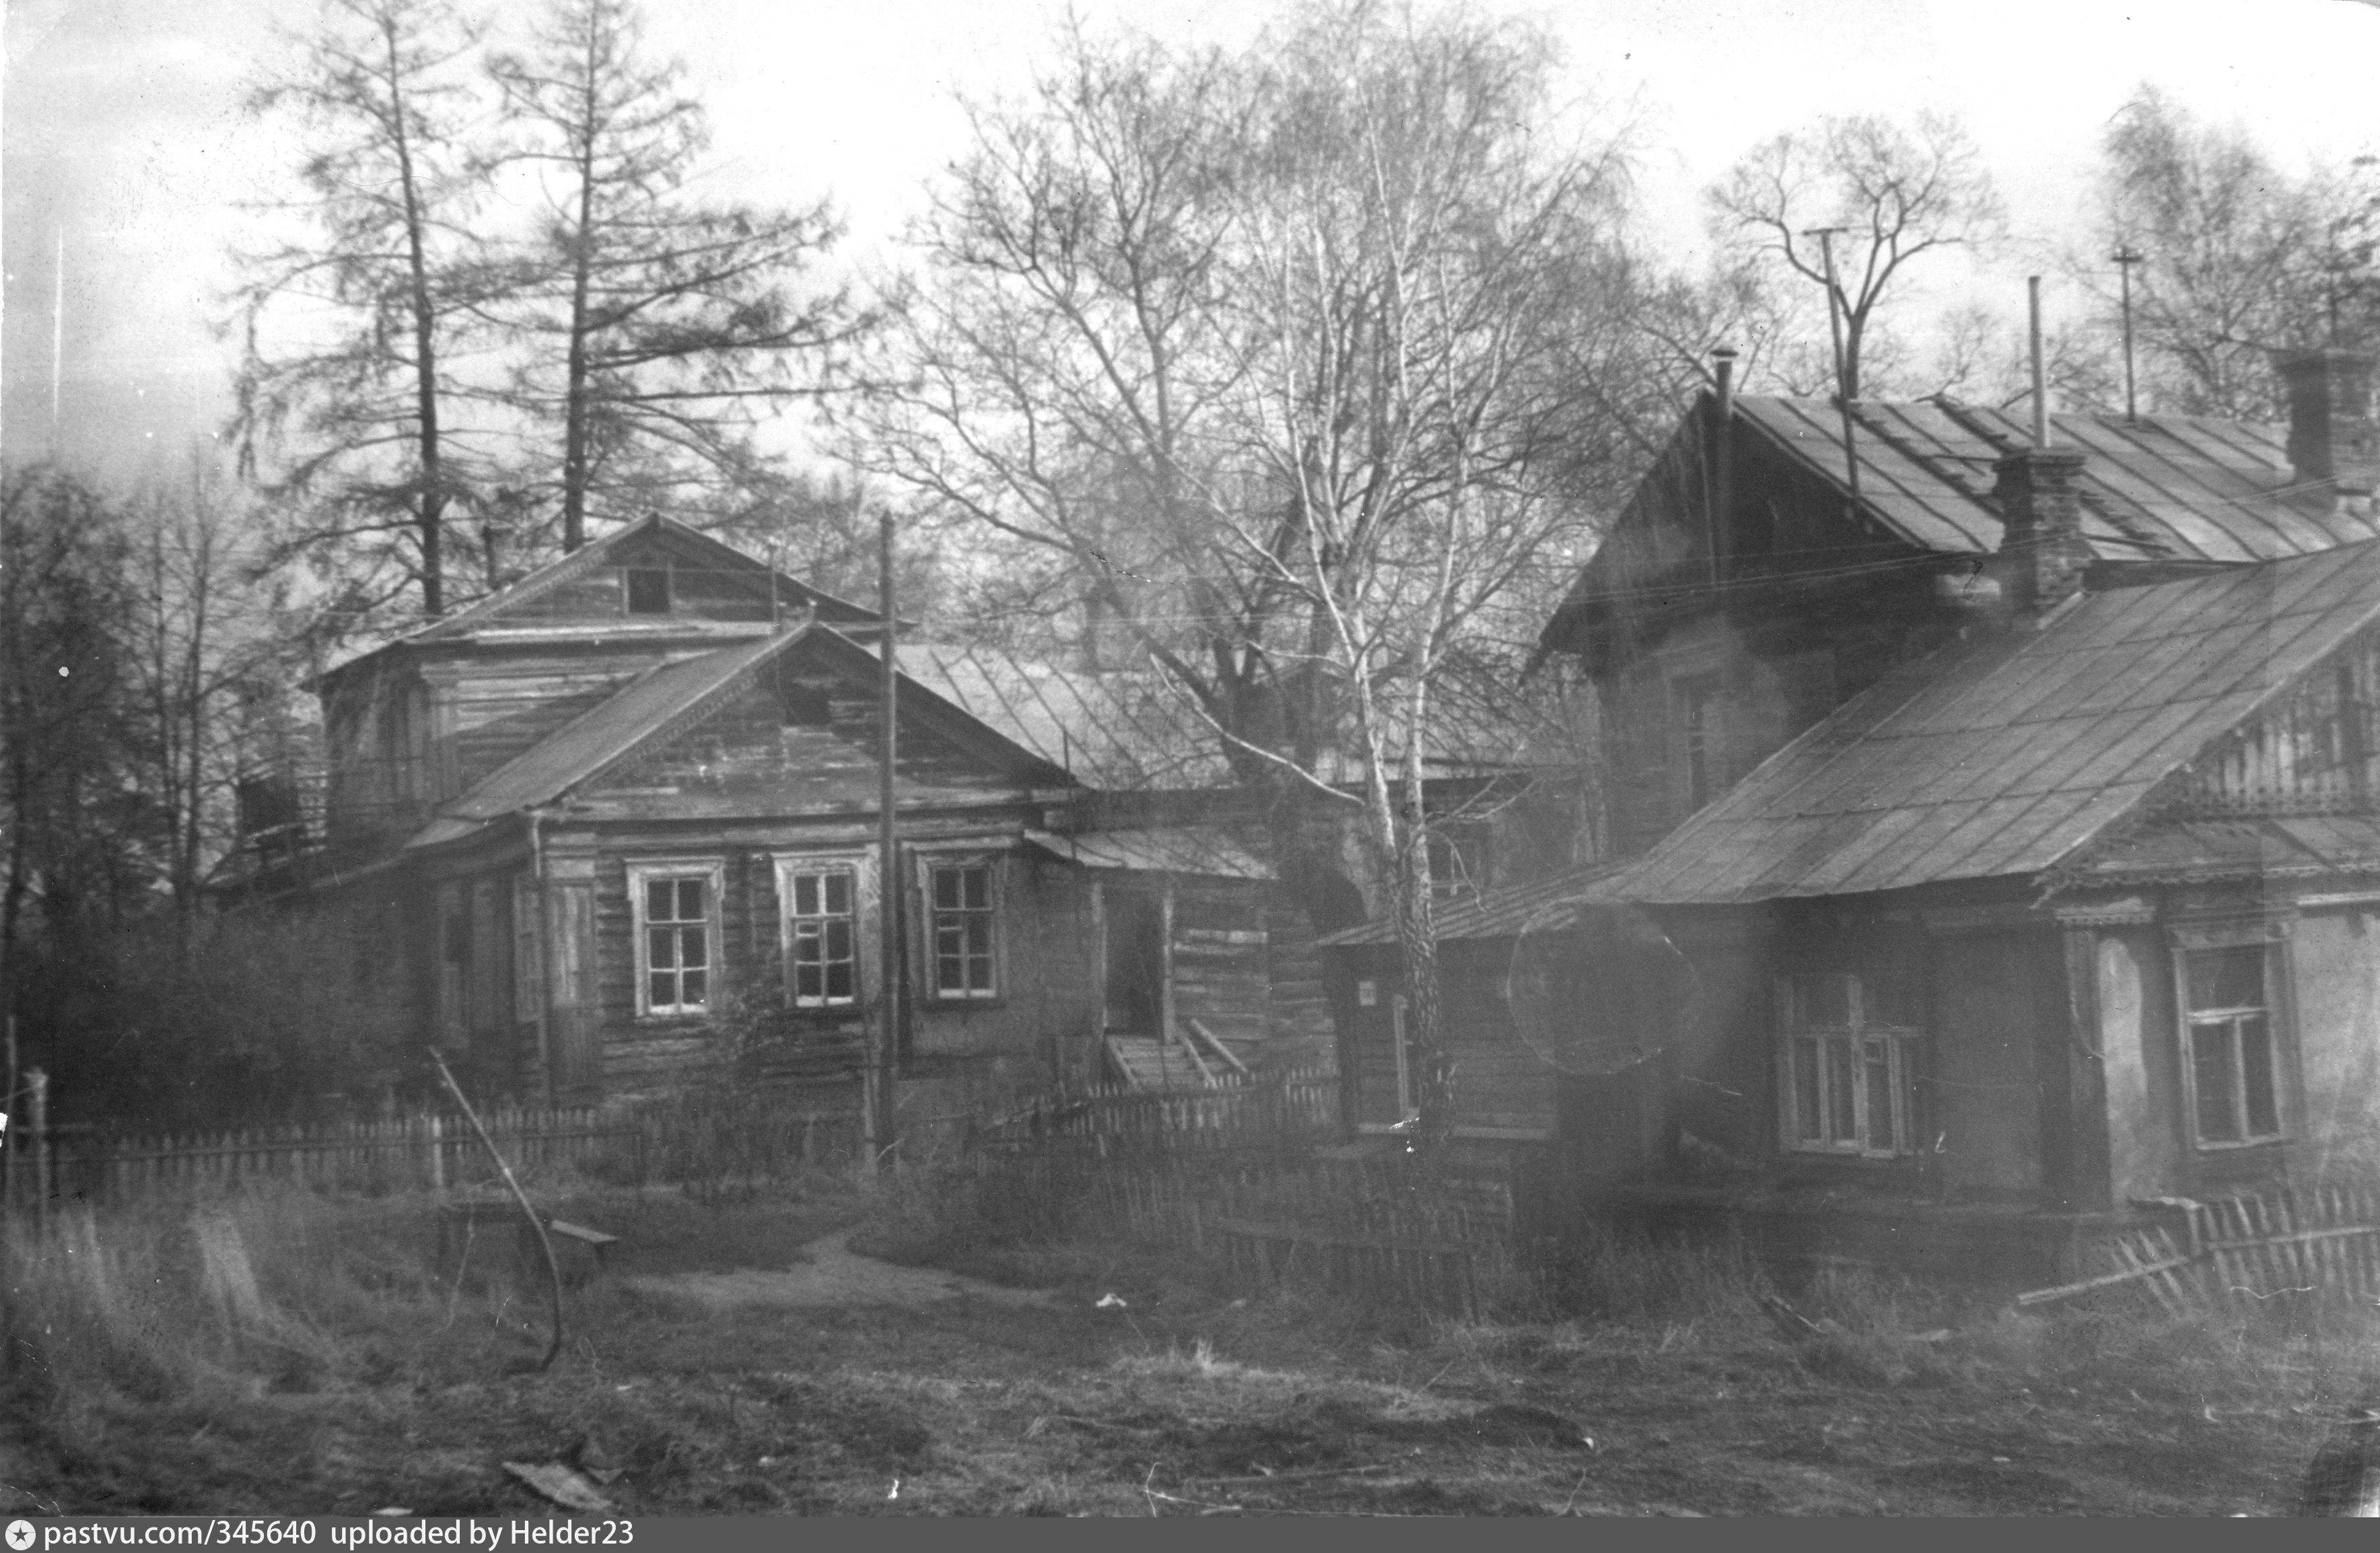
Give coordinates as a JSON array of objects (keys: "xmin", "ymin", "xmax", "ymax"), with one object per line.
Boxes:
[
  {"xmin": 825, "ymin": 872, "xmax": 850, "ymax": 915},
  {"xmin": 795, "ymin": 962, "xmax": 822, "ymax": 1000},
  {"xmin": 2187, "ymin": 945, "xmax": 2265, "ymax": 1012},
  {"xmin": 2241, "ymin": 1015, "xmax": 2279, "ymax": 1137},
  {"xmin": 964, "ymin": 867, "xmax": 991, "ymax": 909},
  {"xmin": 1794, "ymin": 1036, "xmax": 1823, "ymax": 1140},
  {"xmin": 826, "ymin": 962, "xmax": 853, "ymax": 1000},
  {"xmin": 794, "ymin": 926, "xmax": 821, "ymax": 965},
  {"xmin": 680, "ymin": 926, "xmax": 706, "ymax": 969},
  {"xmin": 649, "ymin": 927, "xmax": 675, "ymax": 970},
  {"xmin": 649, "ymin": 971, "xmax": 674, "ymax": 1008},
  {"xmin": 1826, "ymin": 1039, "xmax": 1857, "ymax": 1143},
  {"xmin": 677, "ymin": 879, "xmax": 705, "ymax": 921},
  {"xmin": 647, "ymin": 879, "xmax": 672, "ymax": 920},
  {"xmin": 681, "ymin": 969, "xmax": 707, "ymax": 1006},
  {"xmin": 2192, "ymin": 1023, "xmax": 2241, "ymax": 1142},
  {"xmin": 1864, "ymin": 1039, "xmax": 1896, "ymax": 1152},
  {"xmin": 826, "ymin": 920, "xmax": 851, "ymax": 960},
  {"xmin": 934, "ymin": 868, "xmax": 960, "ymax": 909},
  {"xmin": 794, "ymin": 874, "xmax": 818, "ymax": 916}
]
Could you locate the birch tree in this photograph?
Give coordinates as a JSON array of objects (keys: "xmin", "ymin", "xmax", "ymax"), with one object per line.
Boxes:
[{"xmin": 866, "ymin": 1, "xmax": 1630, "ymax": 1149}]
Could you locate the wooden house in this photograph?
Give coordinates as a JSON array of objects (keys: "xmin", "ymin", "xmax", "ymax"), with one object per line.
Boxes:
[
  {"xmin": 283, "ymin": 515, "xmax": 1323, "ymax": 1114},
  {"xmin": 1330, "ymin": 348, "xmax": 2380, "ymax": 1282}
]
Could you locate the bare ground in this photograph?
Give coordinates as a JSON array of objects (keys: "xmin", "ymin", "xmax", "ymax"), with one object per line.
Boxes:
[{"xmin": 0, "ymin": 1188, "xmax": 2359, "ymax": 1517}]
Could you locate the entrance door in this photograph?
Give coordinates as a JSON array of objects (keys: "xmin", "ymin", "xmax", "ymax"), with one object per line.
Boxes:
[{"xmin": 1103, "ymin": 889, "xmax": 1164, "ymax": 1034}]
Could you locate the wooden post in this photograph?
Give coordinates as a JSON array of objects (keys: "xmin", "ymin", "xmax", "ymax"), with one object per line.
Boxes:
[
  {"xmin": 870, "ymin": 511, "xmax": 901, "ymax": 1177},
  {"xmin": 428, "ymin": 1111, "xmax": 446, "ymax": 1193},
  {"xmin": 26, "ymin": 1068, "xmax": 48, "ymax": 1223}
]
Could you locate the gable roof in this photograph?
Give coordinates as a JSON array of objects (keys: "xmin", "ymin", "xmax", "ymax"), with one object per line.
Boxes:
[
  {"xmin": 413, "ymin": 513, "xmax": 882, "ymax": 642},
  {"xmin": 1603, "ymin": 539, "xmax": 2380, "ymax": 906},
  {"xmin": 1543, "ymin": 395, "xmax": 2380, "ymax": 659},
  {"xmin": 407, "ymin": 627, "xmax": 1250, "ymax": 849}
]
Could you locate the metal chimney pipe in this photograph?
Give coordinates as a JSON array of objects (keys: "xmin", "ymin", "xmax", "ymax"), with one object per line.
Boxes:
[
  {"xmin": 1708, "ymin": 347, "xmax": 1739, "ymax": 585},
  {"xmin": 2029, "ymin": 276, "xmax": 2050, "ymax": 448}
]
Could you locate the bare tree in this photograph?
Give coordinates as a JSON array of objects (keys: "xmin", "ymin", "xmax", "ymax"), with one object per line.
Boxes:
[
  {"xmin": 486, "ymin": 0, "xmax": 860, "ymax": 551},
  {"xmin": 864, "ymin": 1, "xmax": 1630, "ymax": 1151},
  {"xmin": 1707, "ymin": 111, "xmax": 2004, "ymax": 401},
  {"xmin": 230, "ymin": 0, "xmax": 495, "ymax": 625},
  {"xmin": 2094, "ymin": 85, "xmax": 2377, "ymax": 421}
]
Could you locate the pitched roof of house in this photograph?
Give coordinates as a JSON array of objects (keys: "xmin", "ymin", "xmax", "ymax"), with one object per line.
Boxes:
[
  {"xmin": 1604, "ymin": 539, "xmax": 2380, "ymax": 905},
  {"xmin": 1024, "ymin": 827, "xmax": 1272, "ymax": 879},
  {"xmin": 405, "ymin": 627, "xmax": 1244, "ymax": 849},
  {"xmin": 1541, "ymin": 396, "xmax": 2380, "ymax": 657},
  {"xmin": 413, "ymin": 514, "xmax": 881, "ymax": 642},
  {"xmin": 895, "ymin": 642, "xmax": 1231, "ymax": 790},
  {"xmin": 1734, "ymin": 397, "xmax": 2377, "ymax": 564}
]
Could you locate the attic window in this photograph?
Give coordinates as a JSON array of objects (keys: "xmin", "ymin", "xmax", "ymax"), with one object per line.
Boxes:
[
  {"xmin": 778, "ymin": 682, "xmax": 833, "ymax": 727},
  {"xmin": 625, "ymin": 566, "xmax": 672, "ymax": 615}
]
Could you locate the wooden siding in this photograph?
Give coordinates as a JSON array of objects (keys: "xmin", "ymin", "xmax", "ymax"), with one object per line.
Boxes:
[
  {"xmin": 584, "ymin": 667, "xmax": 1026, "ymax": 819},
  {"xmin": 508, "ymin": 528, "xmax": 776, "ymax": 623},
  {"xmin": 2176, "ymin": 625, "xmax": 2380, "ymax": 814}
]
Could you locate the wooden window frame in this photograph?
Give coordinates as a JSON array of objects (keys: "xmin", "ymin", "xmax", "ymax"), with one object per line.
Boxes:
[
  {"xmin": 915, "ymin": 852, "xmax": 1005, "ymax": 1004},
  {"xmin": 774, "ymin": 851, "xmax": 876, "ymax": 1012},
  {"xmin": 1675, "ymin": 672, "xmax": 1724, "ymax": 812},
  {"xmin": 2170, "ymin": 921, "xmax": 2296, "ymax": 1152},
  {"xmin": 1776, "ymin": 971, "xmax": 1922, "ymax": 1159},
  {"xmin": 627, "ymin": 860, "xmax": 726, "ymax": 1020}
]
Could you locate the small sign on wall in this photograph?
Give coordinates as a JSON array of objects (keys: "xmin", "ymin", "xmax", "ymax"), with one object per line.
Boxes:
[{"xmin": 1356, "ymin": 979, "xmax": 1378, "ymax": 1007}]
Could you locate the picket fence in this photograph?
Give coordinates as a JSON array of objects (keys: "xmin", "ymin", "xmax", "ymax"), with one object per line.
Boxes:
[
  {"xmin": 972, "ymin": 1063, "xmax": 1339, "ymax": 1155},
  {"xmin": 4, "ymin": 1107, "xmax": 648, "ymax": 1208},
  {"xmin": 2017, "ymin": 1183, "xmax": 2380, "ymax": 1317}
]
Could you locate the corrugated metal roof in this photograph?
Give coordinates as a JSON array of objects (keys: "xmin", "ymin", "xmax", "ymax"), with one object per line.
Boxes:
[
  {"xmin": 897, "ymin": 642, "xmax": 1232, "ymax": 790},
  {"xmin": 1734, "ymin": 396, "xmax": 2377, "ymax": 565},
  {"xmin": 1318, "ymin": 863, "xmax": 1628, "ymax": 946},
  {"xmin": 1605, "ymin": 539, "xmax": 2380, "ymax": 905},
  {"xmin": 1024, "ymin": 828, "xmax": 1272, "ymax": 880}
]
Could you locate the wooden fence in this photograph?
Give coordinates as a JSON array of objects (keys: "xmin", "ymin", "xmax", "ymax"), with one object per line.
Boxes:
[
  {"xmin": 952, "ymin": 1127, "xmax": 1516, "ymax": 1319},
  {"xmin": 971, "ymin": 1064, "xmax": 1339, "ymax": 1157},
  {"xmin": 2017, "ymin": 1184, "xmax": 2380, "ymax": 1317},
  {"xmin": 8, "ymin": 1107, "xmax": 641, "ymax": 1207}
]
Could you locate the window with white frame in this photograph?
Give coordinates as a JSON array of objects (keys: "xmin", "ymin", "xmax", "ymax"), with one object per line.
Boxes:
[
  {"xmin": 1778, "ymin": 971, "xmax": 1922, "ymax": 1157},
  {"xmin": 630, "ymin": 864, "xmax": 722, "ymax": 1017},
  {"xmin": 928, "ymin": 860, "xmax": 998, "ymax": 999},
  {"xmin": 785, "ymin": 864, "xmax": 860, "ymax": 1008},
  {"xmin": 2179, "ymin": 940, "xmax": 2286, "ymax": 1148}
]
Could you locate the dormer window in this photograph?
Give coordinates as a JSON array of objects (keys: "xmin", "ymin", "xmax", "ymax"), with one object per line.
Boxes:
[{"xmin": 626, "ymin": 566, "xmax": 672, "ymax": 615}]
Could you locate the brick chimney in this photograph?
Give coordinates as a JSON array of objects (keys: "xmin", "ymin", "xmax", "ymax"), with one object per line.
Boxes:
[
  {"xmin": 2274, "ymin": 347, "xmax": 2380, "ymax": 496},
  {"xmin": 1992, "ymin": 446, "xmax": 2090, "ymax": 617}
]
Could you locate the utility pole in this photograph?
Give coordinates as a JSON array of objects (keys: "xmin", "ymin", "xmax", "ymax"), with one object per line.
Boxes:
[
  {"xmin": 1805, "ymin": 226, "xmax": 1862, "ymax": 509},
  {"xmin": 2112, "ymin": 247, "xmax": 2144, "ymax": 423},
  {"xmin": 870, "ymin": 512, "xmax": 900, "ymax": 1177}
]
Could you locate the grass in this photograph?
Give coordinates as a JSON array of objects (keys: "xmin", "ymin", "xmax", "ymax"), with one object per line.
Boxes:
[{"xmin": 1, "ymin": 1170, "xmax": 2372, "ymax": 1515}]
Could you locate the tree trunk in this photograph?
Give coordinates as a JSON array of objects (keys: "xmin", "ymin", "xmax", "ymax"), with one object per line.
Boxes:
[{"xmin": 385, "ymin": 15, "xmax": 446, "ymax": 617}]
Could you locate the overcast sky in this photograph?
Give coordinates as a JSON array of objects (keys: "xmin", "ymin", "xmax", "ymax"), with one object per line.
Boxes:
[{"xmin": 6, "ymin": 0, "xmax": 2378, "ymax": 484}]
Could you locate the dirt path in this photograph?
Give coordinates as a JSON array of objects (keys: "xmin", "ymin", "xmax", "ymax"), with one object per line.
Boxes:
[{"xmin": 622, "ymin": 1228, "xmax": 1059, "ymax": 1311}]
